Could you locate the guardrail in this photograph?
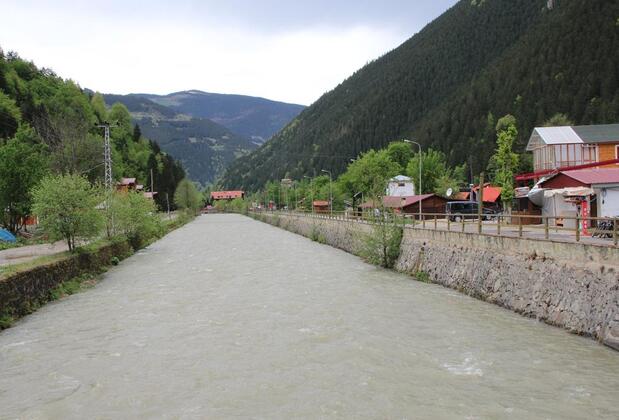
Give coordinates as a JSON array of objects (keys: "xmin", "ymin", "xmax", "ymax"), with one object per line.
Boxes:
[{"xmin": 249, "ymin": 209, "xmax": 619, "ymax": 247}]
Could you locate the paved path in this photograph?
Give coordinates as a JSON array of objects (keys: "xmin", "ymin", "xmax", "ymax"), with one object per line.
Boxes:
[{"xmin": 296, "ymin": 213, "xmax": 617, "ymax": 247}]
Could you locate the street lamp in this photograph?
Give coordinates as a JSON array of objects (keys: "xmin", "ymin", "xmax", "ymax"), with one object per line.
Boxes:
[
  {"xmin": 404, "ymin": 139, "xmax": 422, "ymax": 220},
  {"xmin": 321, "ymin": 169, "xmax": 333, "ymax": 216},
  {"xmin": 304, "ymin": 175, "xmax": 314, "ymax": 214}
]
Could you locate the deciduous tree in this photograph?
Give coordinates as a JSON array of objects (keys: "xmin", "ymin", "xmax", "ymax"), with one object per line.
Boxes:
[
  {"xmin": 174, "ymin": 179, "xmax": 202, "ymax": 213},
  {"xmin": 32, "ymin": 174, "xmax": 104, "ymax": 251},
  {"xmin": 0, "ymin": 125, "xmax": 48, "ymax": 233},
  {"xmin": 490, "ymin": 115, "xmax": 519, "ymax": 211}
]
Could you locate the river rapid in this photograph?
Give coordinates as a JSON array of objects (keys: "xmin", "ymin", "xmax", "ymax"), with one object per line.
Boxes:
[{"xmin": 1, "ymin": 214, "xmax": 618, "ymax": 419}]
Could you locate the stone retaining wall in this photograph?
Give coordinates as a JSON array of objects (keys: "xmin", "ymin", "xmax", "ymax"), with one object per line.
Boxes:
[
  {"xmin": 0, "ymin": 240, "xmax": 133, "ymax": 325},
  {"xmin": 253, "ymin": 212, "xmax": 619, "ymax": 350}
]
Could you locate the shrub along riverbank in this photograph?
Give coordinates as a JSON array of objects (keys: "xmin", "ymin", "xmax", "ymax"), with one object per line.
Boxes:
[{"xmin": 0, "ymin": 213, "xmax": 194, "ymax": 330}]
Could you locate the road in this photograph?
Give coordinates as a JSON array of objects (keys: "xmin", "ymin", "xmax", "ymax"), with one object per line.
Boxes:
[{"xmin": 0, "ymin": 241, "xmax": 68, "ymax": 267}]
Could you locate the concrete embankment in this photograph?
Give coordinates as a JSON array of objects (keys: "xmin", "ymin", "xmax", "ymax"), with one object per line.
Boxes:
[{"xmin": 252, "ymin": 212, "xmax": 619, "ymax": 350}]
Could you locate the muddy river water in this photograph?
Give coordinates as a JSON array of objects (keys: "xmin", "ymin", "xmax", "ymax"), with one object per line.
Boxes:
[{"xmin": 1, "ymin": 214, "xmax": 618, "ymax": 419}]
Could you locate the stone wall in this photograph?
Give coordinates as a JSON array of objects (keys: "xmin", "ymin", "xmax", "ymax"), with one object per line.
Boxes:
[
  {"xmin": 0, "ymin": 240, "xmax": 133, "ymax": 324},
  {"xmin": 253, "ymin": 212, "xmax": 619, "ymax": 350}
]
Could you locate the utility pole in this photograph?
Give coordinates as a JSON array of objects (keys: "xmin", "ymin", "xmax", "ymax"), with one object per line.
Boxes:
[
  {"xmin": 478, "ymin": 172, "xmax": 485, "ymax": 234},
  {"xmin": 404, "ymin": 139, "xmax": 422, "ymax": 220},
  {"xmin": 304, "ymin": 175, "xmax": 314, "ymax": 213},
  {"xmin": 166, "ymin": 192, "xmax": 170, "ymax": 219},
  {"xmin": 321, "ymin": 169, "xmax": 333, "ymax": 216},
  {"xmin": 97, "ymin": 123, "xmax": 113, "ymax": 191},
  {"xmin": 97, "ymin": 123, "xmax": 115, "ymax": 237}
]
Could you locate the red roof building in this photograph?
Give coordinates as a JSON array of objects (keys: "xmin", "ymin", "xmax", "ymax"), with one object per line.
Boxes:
[
  {"xmin": 472, "ymin": 184, "xmax": 502, "ymax": 203},
  {"xmin": 361, "ymin": 194, "xmax": 449, "ymax": 219},
  {"xmin": 313, "ymin": 200, "xmax": 330, "ymax": 213},
  {"xmin": 211, "ymin": 191, "xmax": 245, "ymax": 201},
  {"xmin": 540, "ymin": 168, "xmax": 619, "ymax": 189}
]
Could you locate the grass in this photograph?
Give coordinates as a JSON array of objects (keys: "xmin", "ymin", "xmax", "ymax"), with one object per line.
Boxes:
[
  {"xmin": 0, "ymin": 251, "xmax": 72, "ymax": 280},
  {"xmin": 0, "ymin": 314, "xmax": 14, "ymax": 329},
  {"xmin": 415, "ymin": 270, "xmax": 432, "ymax": 283},
  {"xmin": 0, "ymin": 227, "xmax": 51, "ymax": 251},
  {"xmin": 49, "ymin": 273, "xmax": 99, "ymax": 300}
]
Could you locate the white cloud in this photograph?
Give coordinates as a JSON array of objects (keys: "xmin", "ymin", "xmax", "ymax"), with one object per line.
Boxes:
[{"xmin": 0, "ymin": 3, "xmax": 408, "ymax": 104}]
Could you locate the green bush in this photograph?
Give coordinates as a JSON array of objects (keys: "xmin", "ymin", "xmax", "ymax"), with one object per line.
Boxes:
[
  {"xmin": 309, "ymin": 225, "xmax": 326, "ymax": 244},
  {"xmin": 415, "ymin": 270, "xmax": 431, "ymax": 283},
  {"xmin": 360, "ymin": 216, "xmax": 404, "ymax": 268},
  {"xmin": 109, "ymin": 191, "xmax": 163, "ymax": 244},
  {"xmin": 0, "ymin": 313, "xmax": 14, "ymax": 329}
]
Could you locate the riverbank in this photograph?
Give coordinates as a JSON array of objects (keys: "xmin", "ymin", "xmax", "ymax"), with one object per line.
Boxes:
[
  {"xmin": 251, "ymin": 211, "xmax": 619, "ymax": 350},
  {"xmin": 0, "ymin": 214, "xmax": 194, "ymax": 330}
]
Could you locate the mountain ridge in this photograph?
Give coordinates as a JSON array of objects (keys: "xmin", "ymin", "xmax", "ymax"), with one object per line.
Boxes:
[
  {"xmin": 139, "ymin": 90, "xmax": 305, "ymax": 143},
  {"xmin": 103, "ymin": 90, "xmax": 304, "ymax": 185}
]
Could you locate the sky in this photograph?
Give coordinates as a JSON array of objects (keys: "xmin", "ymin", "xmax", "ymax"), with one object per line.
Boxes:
[{"xmin": 1, "ymin": 0, "xmax": 458, "ymax": 105}]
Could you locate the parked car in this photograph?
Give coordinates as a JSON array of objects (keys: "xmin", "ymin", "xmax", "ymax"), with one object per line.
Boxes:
[{"xmin": 446, "ymin": 201, "xmax": 499, "ymax": 222}]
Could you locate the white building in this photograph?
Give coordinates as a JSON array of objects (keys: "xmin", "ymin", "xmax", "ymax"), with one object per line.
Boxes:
[{"xmin": 386, "ymin": 175, "xmax": 415, "ymax": 197}]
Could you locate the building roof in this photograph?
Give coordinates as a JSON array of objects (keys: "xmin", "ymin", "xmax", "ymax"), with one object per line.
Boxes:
[
  {"xmin": 558, "ymin": 168, "xmax": 619, "ymax": 186},
  {"xmin": 119, "ymin": 177, "xmax": 137, "ymax": 186},
  {"xmin": 390, "ymin": 175, "xmax": 412, "ymax": 182},
  {"xmin": 572, "ymin": 124, "xmax": 619, "ymax": 144},
  {"xmin": 361, "ymin": 194, "xmax": 437, "ymax": 209},
  {"xmin": 211, "ymin": 191, "xmax": 244, "ymax": 200},
  {"xmin": 454, "ymin": 192, "xmax": 470, "ymax": 200},
  {"xmin": 385, "ymin": 194, "xmax": 435, "ymax": 208},
  {"xmin": 313, "ymin": 200, "xmax": 330, "ymax": 206},
  {"xmin": 471, "ymin": 185, "xmax": 502, "ymax": 203},
  {"xmin": 526, "ymin": 124, "xmax": 619, "ymax": 150}
]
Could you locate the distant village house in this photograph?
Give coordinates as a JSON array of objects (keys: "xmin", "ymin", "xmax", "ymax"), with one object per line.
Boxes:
[
  {"xmin": 386, "ymin": 175, "xmax": 415, "ymax": 197},
  {"xmin": 211, "ymin": 191, "xmax": 245, "ymax": 201}
]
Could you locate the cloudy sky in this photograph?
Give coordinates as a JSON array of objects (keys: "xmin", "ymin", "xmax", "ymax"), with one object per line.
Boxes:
[{"xmin": 2, "ymin": 0, "xmax": 457, "ymax": 105}]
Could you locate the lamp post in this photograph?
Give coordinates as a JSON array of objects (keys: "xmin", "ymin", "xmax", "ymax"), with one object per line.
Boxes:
[
  {"xmin": 404, "ymin": 139, "xmax": 422, "ymax": 220},
  {"xmin": 321, "ymin": 169, "xmax": 333, "ymax": 216},
  {"xmin": 304, "ymin": 175, "xmax": 314, "ymax": 214}
]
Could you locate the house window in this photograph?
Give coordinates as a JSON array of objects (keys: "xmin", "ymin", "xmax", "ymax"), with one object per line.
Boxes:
[{"xmin": 398, "ymin": 183, "xmax": 405, "ymax": 187}]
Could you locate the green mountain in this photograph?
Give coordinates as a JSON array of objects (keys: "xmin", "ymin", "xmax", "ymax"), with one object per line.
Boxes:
[
  {"xmin": 104, "ymin": 92, "xmax": 305, "ymax": 186},
  {"xmin": 220, "ymin": 0, "xmax": 619, "ymax": 191},
  {"xmin": 103, "ymin": 94, "xmax": 258, "ymax": 186},
  {"xmin": 0, "ymin": 50, "xmax": 186, "ymax": 213},
  {"xmin": 141, "ymin": 91, "xmax": 305, "ymax": 144}
]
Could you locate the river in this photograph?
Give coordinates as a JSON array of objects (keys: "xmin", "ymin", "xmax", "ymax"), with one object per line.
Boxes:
[{"xmin": 1, "ymin": 214, "xmax": 618, "ymax": 419}]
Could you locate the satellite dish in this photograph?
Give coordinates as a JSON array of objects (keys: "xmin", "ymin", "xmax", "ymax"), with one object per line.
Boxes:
[{"xmin": 446, "ymin": 188, "xmax": 453, "ymax": 198}]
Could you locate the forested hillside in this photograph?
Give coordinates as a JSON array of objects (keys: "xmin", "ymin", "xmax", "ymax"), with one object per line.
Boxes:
[
  {"xmin": 104, "ymin": 93, "xmax": 254, "ymax": 186},
  {"xmin": 0, "ymin": 49, "xmax": 185, "ymax": 213},
  {"xmin": 220, "ymin": 0, "xmax": 619, "ymax": 191}
]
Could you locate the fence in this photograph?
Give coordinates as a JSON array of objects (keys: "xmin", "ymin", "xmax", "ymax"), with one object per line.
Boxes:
[{"xmin": 249, "ymin": 209, "xmax": 619, "ymax": 247}]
